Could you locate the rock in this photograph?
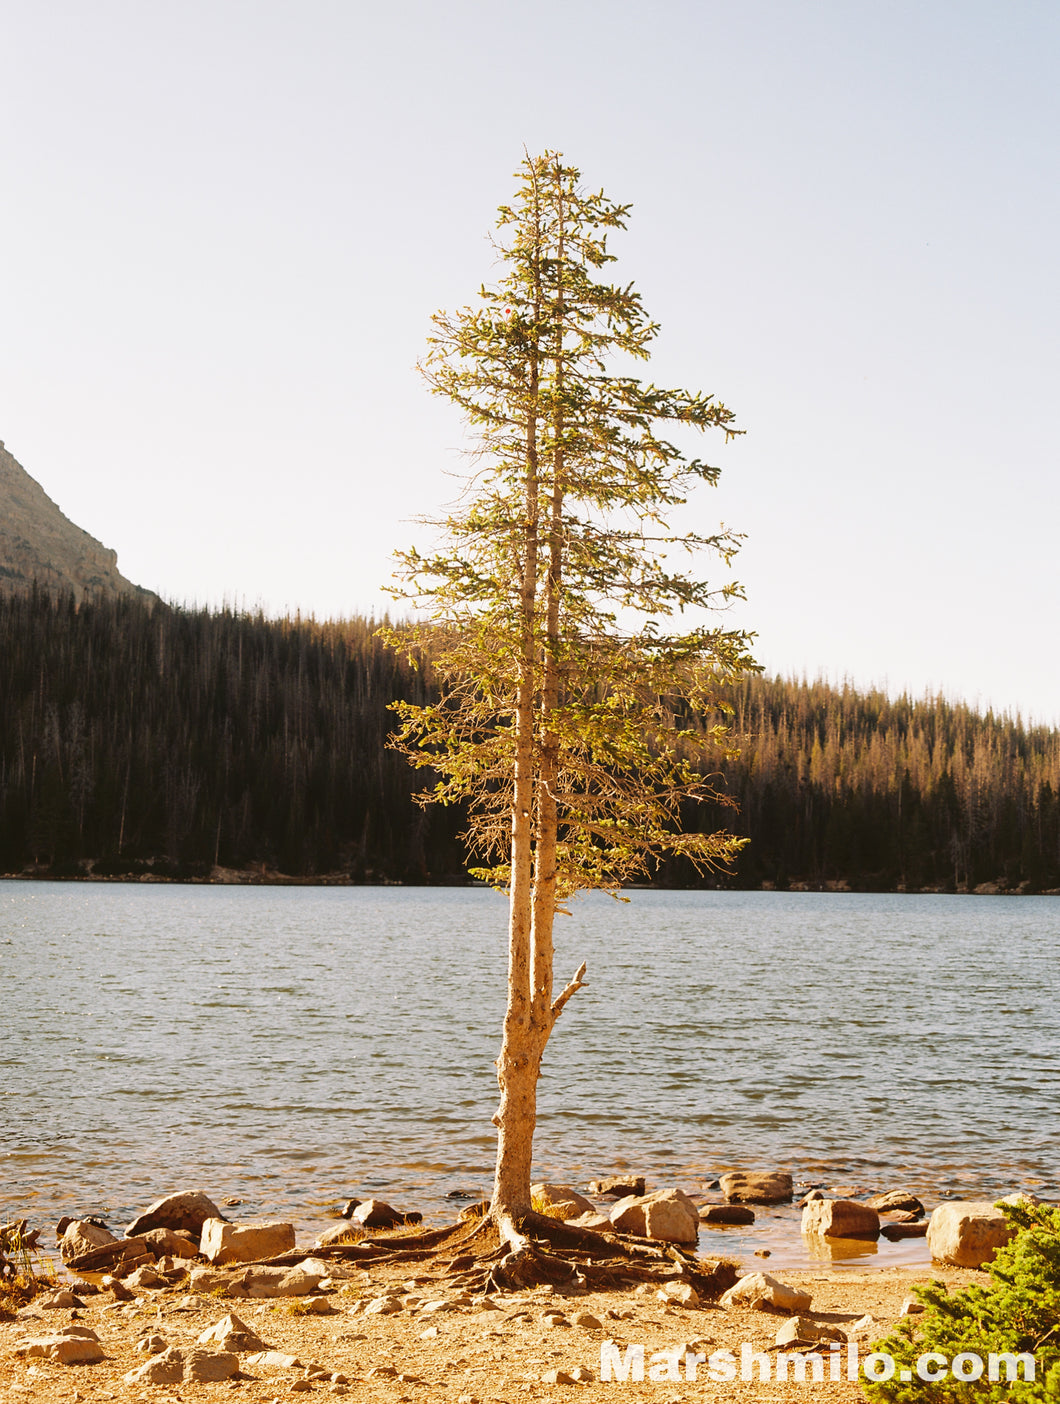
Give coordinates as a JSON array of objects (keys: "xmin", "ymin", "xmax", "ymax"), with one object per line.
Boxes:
[
  {"xmin": 609, "ymin": 1188, "xmax": 700, "ymax": 1244},
  {"xmin": 101, "ymin": 1274, "xmax": 134, "ymax": 1301},
  {"xmin": 182, "ymin": 1348, "xmax": 242, "ymax": 1382},
  {"xmin": 16, "ymin": 1332, "xmax": 105, "ymax": 1364},
  {"xmin": 884, "ymin": 1209, "xmax": 923, "ymax": 1224},
  {"xmin": 848, "ymin": 1313, "xmax": 875, "ymax": 1335},
  {"xmin": 720, "ymin": 1272, "xmax": 811, "ymax": 1314},
  {"xmin": 188, "ymin": 1266, "xmax": 240, "ymax": 1294},
  {"xmin": 801, "ymin": 1199, "xmax": 881, "ymax": 1240},
  {"xmin": 316, "ymin": 1222, "xmax": 365, "ymax": 1249},
  {"xmin": 531, "ymin": 1183, "xmax": 597, "ymax": 1220},
  {"xmin": 661, "ymin": 1282, "xmax": 700, "ymax": 1307},
  {"xmin": 244, "ymin": 1350, "xmax": 305, "ymax": 1371},
  {"xmin": 566, "ymin": 1211, "xmax": 614, "ymax": 1231},
  {"xmin": 135, "ymin": 1332, "xmax": 169, "ymax": 1354},
  {"xmin": 350, "ymin": 1198, "xmax": 421, "ymax": 1228},
  {"xmin": 541, "ymin": 1369, "xmax": 576, "ymax": 1385},
  {"xmin": 59, "ymin": 1219, "xmax": 118, "ymax": 1261},
  {"xmin": 233, "ymin": 1265, "xmax": 314, "ymax": 1298},
  {"xmin": 363, "ymin": 1295, "xmax": 403, "ymax": 1315},
  {"xmin": 720, "ymin": 1171, "xmax": 793, "ymax": 1205},
  {"xmin": 299, "ymin": 1294, "xmax": 336, "ymax": 1314},
  {"xmin": 127, "ymin": 1191, "xmax": 225, "ymax": 1238},
  {"xmin": 123, "ymin": 1345, "xmax": 239, "ymax": 1384},
  {"xmin": 573, "ymin": 1312, "xmax": 603, "ymax": 1329},
  {"xmin": 200, "ymin": 1217, "xmax": 295, "ymax": 1265},
  {"xmin": 865, "ymin": 1191, "xmax": 925, "ymax": 1215},
  {"xmin": 64, "ymin": 1234, "xmax": 153, "ymax": 1273},
  {"xmin": 927, "ymin": 1201, "xmax": 1016, "ymax": 1268},
  {"xmin": 340, "ymin": 1198, "xmax": 362, "ymax": 1217},
  {"xmin": 901, "ymin": 1298, "xmax": 926, "ymax": 1315},
  {"xmin": 197, "ymin": 1311, "xmax": 266, "ymax": 1351},
  {"xmin": 143, "ymin": 1226, "xmax": 200, "ymax": 1259},
  {"xmin": 775, "ymin": 1315, "xmax": 846, "ymax": 1345},
  {"xmin": 123, "ymin": 1264, "xmax": 165, "ymax": 1290},
  {"xmin": 1000, "ymin": 1191, "xmax": 1042, "ymax": 1207},
  {"xmin": 799, "ymin": 1189, "xmax": 825, "ymax": 1206},
  {"xmin": 699, "ymin": 1204, "xmax": 756, "ymax": 1226},
  {"xmin": 881, "ymin": 1220, "xmax": 929, "ymax": 1240},
  {"xmin": 124, "ymin": 1347, "xmax": 185, "ymax": 1384},
  {"xmin": 587, "ymin": 1176, "xmax": 646, "ymax": 1198},
  {"xmin": 38, "ymin": 1289, "xmax": 84, "ymax": 1309}
]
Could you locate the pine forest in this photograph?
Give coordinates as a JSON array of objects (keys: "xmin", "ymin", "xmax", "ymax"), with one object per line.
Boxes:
[{"xmin": 2, "ymin": 589, "xmax": 1058, "ymax": 893}]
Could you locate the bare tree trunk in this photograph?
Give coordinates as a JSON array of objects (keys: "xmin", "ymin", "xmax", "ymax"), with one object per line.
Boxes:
[{"xmin": 492, "ymin": 166, "xmax": 543, "ymax": 1221}]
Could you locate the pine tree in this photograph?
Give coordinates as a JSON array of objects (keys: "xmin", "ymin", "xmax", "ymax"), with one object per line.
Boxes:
[{"xmin": 385, "ymin": 151, "xmax": 757, "ymax": 1276}]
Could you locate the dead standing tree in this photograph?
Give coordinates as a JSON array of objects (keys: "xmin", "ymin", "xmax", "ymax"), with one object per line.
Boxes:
[{"xmin": 384, "ymin": 151, "xmax": 757, "ymax": 1287}]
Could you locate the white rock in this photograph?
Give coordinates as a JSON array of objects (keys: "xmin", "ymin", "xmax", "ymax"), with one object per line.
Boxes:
[
  {"xmin": 59, "ymin": 1220, "xmax": 117, "ymax": 1262},
  {"xmin": 802, "ymin": 1199, "xmax": 881, "ymax": 1240},
  {"xmin": 16, "ymin": 1333, "xmax": 104, "ymax": 1364},
  {"xmin": 200, "ymin": 1217, "xmax": 295, "ymax": 1265},
  {"xmin": 609, "ymin": 1188, "xmax": 700, "ymax": 1244},
  {"xmin": 720, "ymin": 1272, "xmax": 811, "ymax": 1314},
  {"xmin": 927, "ymin": 1202, "xmax": 1016, "ymax": 1268},
  {"xmin": 127, "ymin": 1190, "xmax": 224, "ymax": 1237}
]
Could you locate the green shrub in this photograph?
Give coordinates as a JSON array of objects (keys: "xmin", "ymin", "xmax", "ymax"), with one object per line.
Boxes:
[{"xmin": 864, "ymin": 1203, "xmax": 1060, "ymax": 1403}]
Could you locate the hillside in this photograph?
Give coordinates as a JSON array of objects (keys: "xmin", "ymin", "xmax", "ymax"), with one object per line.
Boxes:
[
  {"xmin": 0, "ymin": 438, "xmax": 145, "ymax": 600},
  {"xmin": 1, "ymin": 590, "xmax": 1057, "ymax": 890}
]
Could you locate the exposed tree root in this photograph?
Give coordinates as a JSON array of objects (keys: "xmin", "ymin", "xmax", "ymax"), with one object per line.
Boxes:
[{"xmin": 260, "ymin": 1208, "xmax": 738, "ymax": 1301}]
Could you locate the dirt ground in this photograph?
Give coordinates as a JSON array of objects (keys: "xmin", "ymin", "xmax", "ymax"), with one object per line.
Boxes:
[{"xmin": 0, "ymin": 1243, "xmax": 980, "ymax": 1404}]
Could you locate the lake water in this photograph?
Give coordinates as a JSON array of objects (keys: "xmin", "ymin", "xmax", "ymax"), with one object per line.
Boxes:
[{"xmin": 2, "ymin": 883, "xmax": 1057, "ymax": 1272}]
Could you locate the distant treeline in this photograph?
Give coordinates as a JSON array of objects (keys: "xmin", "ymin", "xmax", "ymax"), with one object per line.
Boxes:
[{"xmin": 1, "ymin": 589, "xmax": 1058, "ymax": 891}]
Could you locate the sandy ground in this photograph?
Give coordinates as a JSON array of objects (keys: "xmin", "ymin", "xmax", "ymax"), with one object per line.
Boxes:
[{"xmin": 0, "ymin": 1244, "xmax": 980, "ymax": 1404}]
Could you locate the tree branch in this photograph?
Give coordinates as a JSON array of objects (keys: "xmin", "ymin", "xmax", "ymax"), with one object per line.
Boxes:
[{"xmin": 550, "ymin": 960, "xmax": 587, "ymax": 1022}]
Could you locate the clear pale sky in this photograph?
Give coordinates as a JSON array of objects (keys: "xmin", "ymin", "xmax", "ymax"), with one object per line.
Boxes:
[{"xmin": 3, "ymin": 0, "xmax": 1057, "ymax": 723}]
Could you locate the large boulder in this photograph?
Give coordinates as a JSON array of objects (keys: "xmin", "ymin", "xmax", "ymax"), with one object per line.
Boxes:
[
  {"xmin": 927, "ymin": 1201, "xmax": 1016, "ymax": 1268},
  {"xmin": 200, "ymin": 1218, "xmax": 295, "ymax": 1265},
  {"xmin": 531, "ymin": 1184, "xmax": 597, "ymax": 1221},
  {"xmin": 609, "ymin": 1188, "xmax": 699, "ymax": 1244},
  {"xmin": 720, "ymin": 1171, "xmax": 793, "ymax": 1204},
  {"xmin": 127, "ymin": 1191, "xmax": 225, "ymax": 1238},
  {"xmin": 59, "ymin": 1219, "xmax": 117, "ymax": 1261},
  {"xmin": 720, "ymin": 1272, "xmax": 811, "ymax": 1313},
  {"xmin": 801, "ymin": 1198, "xmax": 880, "ymax": 1240}
]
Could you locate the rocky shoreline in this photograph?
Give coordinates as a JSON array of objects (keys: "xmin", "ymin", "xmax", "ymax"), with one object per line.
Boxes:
[
  {"xmin": 5, "ymin": 1175, "xmax": 1037, "ymax": 1402},
  {"xmin": 6, "ymin": 864, "xmax": 1059, "ymax": 892}
]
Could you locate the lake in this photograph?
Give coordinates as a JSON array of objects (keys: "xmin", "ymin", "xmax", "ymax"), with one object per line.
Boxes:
[{"xmin": 2, "ymin": 884, "xmax": 1057, "ymax": 1270}]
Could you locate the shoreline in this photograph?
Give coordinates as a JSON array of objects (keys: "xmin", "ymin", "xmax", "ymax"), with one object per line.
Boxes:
[{"xmin": 4, "ymin": 869, "xmax": 1059, "ymax": 893}]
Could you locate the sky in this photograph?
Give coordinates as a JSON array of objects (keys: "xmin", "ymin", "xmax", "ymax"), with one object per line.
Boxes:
[{"xmin": 2, "ymin": 0, "xmax": 1057, "ymax": 723}]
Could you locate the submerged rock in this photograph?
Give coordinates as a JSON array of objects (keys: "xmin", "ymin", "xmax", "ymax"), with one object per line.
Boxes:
[{"xmin": 720, "ymin": 1172, "xmax": 793, "ymax": 1205}]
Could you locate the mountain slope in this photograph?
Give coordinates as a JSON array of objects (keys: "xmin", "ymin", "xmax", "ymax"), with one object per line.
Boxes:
[{"xmin": 0, "ymin": 438, "xmax": 145, "ymax": 599}]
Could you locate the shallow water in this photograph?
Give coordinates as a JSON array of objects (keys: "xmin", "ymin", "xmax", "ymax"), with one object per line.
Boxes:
[{"xmin": 2, "ymin": 884, "xmax": 1057, "ymax": 1270}]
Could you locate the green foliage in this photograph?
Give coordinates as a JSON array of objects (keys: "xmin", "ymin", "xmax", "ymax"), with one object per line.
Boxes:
[
  {"xmin": 865, "ymin": 1203, "xmax": 1060, "ymax": 1404},
  {"xmin": 384, "ymin": 151, "xmax": 758, "ymax": 895}
]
